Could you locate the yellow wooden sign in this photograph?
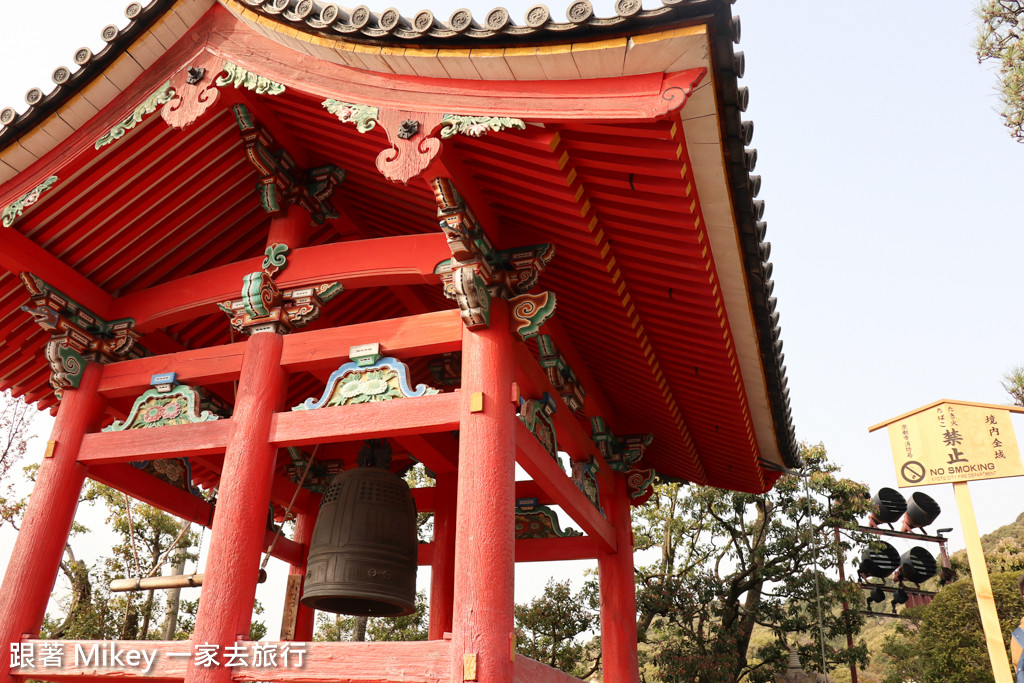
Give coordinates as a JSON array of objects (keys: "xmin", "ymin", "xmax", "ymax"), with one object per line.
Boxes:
[{"xmin": 869, "ymin": 399, "xmax": 1024, "ymax": 488}]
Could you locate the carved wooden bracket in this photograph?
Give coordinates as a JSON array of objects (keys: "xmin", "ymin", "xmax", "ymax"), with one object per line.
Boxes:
[
  {"xmin": 219, "ymin": 243, "xmax": 343, "ymax": 334},
  {"xmin": 537, "ymin": 334, "xmax": 585, "ymax": 414},
  {"xmin": 233, "ymin": 104, "xmax": 346, "ymax": 224},
  {"xmin": 430, "ymin": 177, "xmax": 556, "ymax": 330},
  {"xmin": 20, "ymin": 272, "xmax": 146, "ymax": 399}
]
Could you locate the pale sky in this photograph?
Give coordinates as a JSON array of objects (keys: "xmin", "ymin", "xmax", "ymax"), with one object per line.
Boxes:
[{"xmin": 1, "ymin": 0, "xmax": 1023, "ymax": 635}]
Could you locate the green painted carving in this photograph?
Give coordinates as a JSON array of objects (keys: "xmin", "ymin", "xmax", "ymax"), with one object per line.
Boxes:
[
  {"xmin": 95, "ymin": 82, "xmax": 175, "ymax": 149},
  {"xmin": 591, "ymin": 415, "xmax": 653, "ymax": 473},
  {"xmin": 323, "ymin": 99, "xmax": 380, "ymax": 133},
  {"xmin": 21, "ymin": 272, "xmax": 146, "ymax": 399},
  {"xmin": 537, "ymin": 334, "xmax": 585, "ymax": 414},
  {"xmin": 515, "ymin": 502, "xmax": 582, "ymax": 539},
  {"xmin": 626, "ymin": 467, "xmax": 657, "ymax": 500},
  {"xmin": 519, "ymin": 395, "xmax": 559, "ymax": 461},
  {"xmin": 509, "ymin": 291, "xmax": 556, "ymax": 341},
  {"xmin": 431, "ymin": 178, "xmax": 556, "ymax": 330},
  {"xmin": 216, "ymin": 62, "xmax": 285, "ymax": 95},
  {"xmin": 103, "ymin": 384, "xmax": 224, "ymax": 431},
  {"xmin": 572, "ymin": 456, "xmax": 604, "ymax": 517},
  {"xmin": 285, "ymin": 446, "xmax": 341, "ymax": 494},
  {"xmin": 293, "ymin": 356, "xmax": 439, "ymax": 410},
  {"xmin": 132, "ymin": 458, "xmax": 202, "ymax": 497},
  {"xmin": 241, "ymin": 271, "xmax": 277, "ymax": 320},
  {"xmin": 429, "ymin": 352, "xmax": 461, "ymax": 386},
  {"xmin": 3, "ymin": 175, "xmax": 58, "ymax": 227},
  {"xmin": 262, "ymin": 243, "xmax": 289, "ymax": 276},
  {"xmin": 233, "ymin": 104, "xmax": 345, "ymax": 224},
  {"xmin": 439, "ymin": 114, "xmax": 526, "ymax": 139}
]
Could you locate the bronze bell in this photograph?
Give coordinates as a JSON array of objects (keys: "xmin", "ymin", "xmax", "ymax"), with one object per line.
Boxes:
[{"xmin": 301, "ymin": 441, "xmax": 418, "ymax": 617}]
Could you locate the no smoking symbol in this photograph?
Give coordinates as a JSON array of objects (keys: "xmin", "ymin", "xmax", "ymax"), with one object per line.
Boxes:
[{"xmin": 901, "ymin": 460, "xmax": 925, "ymax": 484}]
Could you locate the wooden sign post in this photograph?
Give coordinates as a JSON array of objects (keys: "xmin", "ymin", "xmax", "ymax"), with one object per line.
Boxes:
[{"xmin": 871, "ymin": 399, "xmax": 1024, "ymax": 683}]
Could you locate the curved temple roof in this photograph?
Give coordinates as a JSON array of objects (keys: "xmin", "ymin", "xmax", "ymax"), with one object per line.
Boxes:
[{"xmin": 0, "ymin": 0, "xmax": 796, "ymax": 493}]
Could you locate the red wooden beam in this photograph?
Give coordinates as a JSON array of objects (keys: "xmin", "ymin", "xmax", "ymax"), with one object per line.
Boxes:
[
  {"xmin": 87, "ymin": 463, "xmax": 213, "ymax": 527},
  {"xmin": 394, "ymin": 433, "xmax": 458, "ymax": 475},
  {"xmin": 78, "ymin": 421, "xmax": 231, "ymax": 465},
  {"xmin": 109, "ymin": 234, "xmax": 448, "ymax": 331},
  {"xmin": 84, "ymin": 463, "xmax": 302, "ymax": 566},
  {"xmin": 269, "ymin": 392, "xmax": 460, "ymax": 448},
  {"xmin": 99, "ymin": 342, "xmax": 247, "ymax": 398},
  {"xmin": 0, "ymin": 226, "xmax": 112, "ymax": 317},
  {"xmin": 515, "ymin": 420, "xmax": 615, "ymax": 553},
  {"xmin": 281, "ymin": 309, "xmax": 461, "ymax": 376},
  {"xmin": 98, "ymin": 310, "xmax": 463, "ymax": 399}
]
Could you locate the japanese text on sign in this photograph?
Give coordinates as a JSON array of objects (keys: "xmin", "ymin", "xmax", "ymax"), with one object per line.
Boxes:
[{"xmin": 880, "ymin": 401, "xmax": 1024, "ymax": 487}]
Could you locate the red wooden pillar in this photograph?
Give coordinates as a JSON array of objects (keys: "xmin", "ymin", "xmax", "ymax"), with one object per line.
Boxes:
[
  {"xmin": 288, "ymin": 511, "xmax": 316, "ymax": 641},
  {"xmin": 184, "ymin": 331, "xmax": 286, "ymax": 683},
  {"xmin": 449, "ymin": 298, "xmax": 516, "ymax": 683},
  {"xmin": 429, "ymin": 471, "xmax": 457, "ymax": 640},
  {"xmin": 598, "ymin": 472, "xmax": 640, "ymax": 683},
  {"xmin": 0, "ymin": 362, "xmax": 106, "ymax": 683}
]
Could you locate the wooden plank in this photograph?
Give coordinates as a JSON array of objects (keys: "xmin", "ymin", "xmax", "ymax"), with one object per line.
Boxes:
[
  {"xmin": 467, "ymin": 48, "xmax": 515, "ymax": 80},
  {"xmin": 78, "ymin": 420, "xmax": 232, "ymax": 464},
  {"xmin": 953, "ymin": 481, "xmax": 1013, "ymax": 682},
  {"xmin": 622, "ymin": 26, "xmax": 707, "ymax": 76},
  {"xmin": 513, "ymin": 655, "xmax": 584, "ymax": 683},
  {"xmin": 270, "ymin": 392, "xmax": 461, "ymax": 447},
  {"xmin": 515, "ymin": 419, "xmax": 615, "ymax": 553},
  {"xmin": 571, "ymin": 38, "xmax": 628, "ymax": 79},
  {"xmin": 109, "ymin": 233, "xmax": 448, "ymax": 330},
  {"xmin": 281, "ymin": 309, "xmax": 463, "ymax": 375}
]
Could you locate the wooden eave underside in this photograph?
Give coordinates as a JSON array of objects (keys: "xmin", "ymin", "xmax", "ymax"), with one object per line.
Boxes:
[{"xmin": 0, "ymin": 2, "xmax": 787, "ymax": 492}]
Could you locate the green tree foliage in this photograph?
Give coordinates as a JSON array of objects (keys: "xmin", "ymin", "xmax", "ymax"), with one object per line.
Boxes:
[
  {"xmin": 514, "ymin": 578, "xmax": 599, "ymax": 678},
  {"xmin": 1001, "ymin": 365, "xmax": 1024, "ymax": 407},
  {"xmin": 634, "ymin": 443, "xmax": 871, "ymax": 683},
  {"xmin": 881, "ymin": 571, "xmax": 1024, "ymax": 683},
  {"xmin": 313, "ymin": 590, "xmax": 429, "ymax": 642},
  {"xmin": 976, "ymin": 2, "xmax": 1024, "ymax": 141}
]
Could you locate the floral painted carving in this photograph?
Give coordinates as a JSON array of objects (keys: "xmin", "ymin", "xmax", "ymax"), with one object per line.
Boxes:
[
  {"xmin": 572, "ymin": 456, "xmax": 604, "ymax": 517},
  {"xmin": 431, "ymin": 177, "xmax": 556, "ymax": 329},
  {"xmin": 216, "ymin": 62, "xmax": 285, "ymax": 95},
  {"xmin": 439, "ymin": 114, "xmax": 526, "ymax": 139},
  {"xmin": 519, "ymin": 394, "xmax": 559, "ymax": 461},
  {"xmin": 20, "ymin": 273, "xmax": 146, "ymax": 398},
  {"xmin": 2, "ymin": 175, "xmax": 58, "ymax": 227},
  {"xmin": 95, "ymin": 82, "xmax": 175, "ymax": 149},
  {"xmin": 132, "ymin": 458, "xmax": 202, "ymax": 497},
  {"xmin": 103, "ymin": 384, "xmax": 225, "ymax": 431},
  {"xmin": 293, "ymin": 355, "xmax": 439, "ymax": 410},
  {"xmin": 515, "ymin": 500, "xmax": 582, "ymax": 539},
  {"xmin": 233, "ymin": 104, "xmax": 346, "ymax": 224},
  {"xmin": 322, "ymin": 99, "xmax": 379, "ymax": 133},
  {"xmin": 537, "ymin": 334, "xmax": 585, "ymax": 414}
]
